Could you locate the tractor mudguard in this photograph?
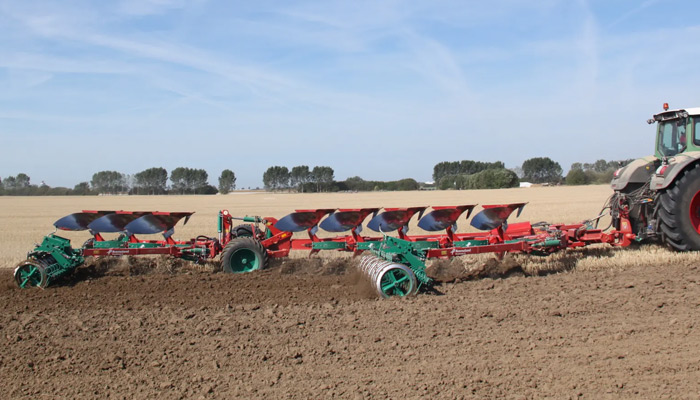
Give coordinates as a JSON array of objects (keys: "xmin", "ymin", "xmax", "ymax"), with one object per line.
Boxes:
[
  {"xmin": 650, "ymin": 151, "xmax": 700, "ymax": 190},
  {"xmin": 610, "ymin": 156, "xmax": 658, "ymax": 191}
]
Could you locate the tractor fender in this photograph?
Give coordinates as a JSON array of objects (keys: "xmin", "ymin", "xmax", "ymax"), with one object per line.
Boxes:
[
  {"xmin": 650, "ymin": 151, "xmax": 700, "ymax": 191},
  {"xmin": 610, "ymin": 156, "xmax": 658, "ymax": 191}
]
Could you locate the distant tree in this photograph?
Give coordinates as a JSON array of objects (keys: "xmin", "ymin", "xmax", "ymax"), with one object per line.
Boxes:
[
  {"xmin": 134, "ymin": 167, "xmax": 168, "ymax": 194},
  {"xmin": 170, "ymin": 167, "xmax": 209, "ymax": 194},
  {"xmin": 91, "ymin": 171, "xmax": 127, "ymax": 194},
  {"xmin": 3, "ymin": 176, "xmax": 16, "ymax": 190},
  {"xmin": 198, "ymin": 184, "xmax": 219, "ymax": 195},
  {"xmin": 521, "ymin": 157, "xmax": 562, "ymax": 183},
  {"xmin": 262, "ymin": 166, "xmax": 290, "ymax": 190},
  {"xmin": 510, "ymin": 166, "xmax": 524, "ymax": 179},
  {"xmin": 290, "ymin": 165, "xmax": 311, "ymax": 192},
  {"xmin": 568, "ymin": 159, "xmax": 636, "ymax": 185},
  {"xmin": 218, "ymin": 169, "xmax": 236, "ymax": 194},
  {"xmin": 311, "ymin": 166, "xmax": 334, "ymax": 192},
  {"xmin": 438, "ymin": 169, "xmax": 519, "ymax": 190},
  {"xmin": 593, "ymin": 159, "xmax": 609, "ymax": 173},
  {"xmin": 73, "ymin": 182, "xmax": 92, "ymax": 195},
  {"xmin": 565, "ymin": 169, "xmax": 589, "ymax": 185},
  {"xmin": 433, "ymin": 160, "xmax": 505, "ymax": 182},
  {"xmin": 15, "ymin": 173, "xmax": 30, "ymax": 188}
]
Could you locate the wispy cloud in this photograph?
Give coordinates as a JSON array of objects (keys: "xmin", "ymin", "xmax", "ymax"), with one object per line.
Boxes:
[{"xmin": 1, "ymin": 0, "xmax": 699, "ymax": 186}]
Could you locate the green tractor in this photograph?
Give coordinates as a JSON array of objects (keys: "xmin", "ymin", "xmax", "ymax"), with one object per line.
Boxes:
[{"xmin": 611, "ymin": 103, "xmax": 700, "ymax": 250}]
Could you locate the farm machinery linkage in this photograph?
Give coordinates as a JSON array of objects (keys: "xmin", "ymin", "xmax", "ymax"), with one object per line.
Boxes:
[{"xmin": 14, "ymin": 202, "xmax": 637, "ymax": 298}]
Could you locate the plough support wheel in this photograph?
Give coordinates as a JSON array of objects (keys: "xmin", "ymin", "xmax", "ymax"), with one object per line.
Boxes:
[{"xmin": 221, "ymin": 237, "xmax": 269, "ymax": 273}]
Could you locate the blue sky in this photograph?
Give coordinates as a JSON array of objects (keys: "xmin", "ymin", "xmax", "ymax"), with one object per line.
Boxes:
[{"xmin": 1, "ymin": 0, "xmax": 699, "ymax": 189}]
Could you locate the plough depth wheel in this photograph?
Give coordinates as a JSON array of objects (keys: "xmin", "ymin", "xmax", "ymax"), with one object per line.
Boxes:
[{"xmin": 221, "ymin": 237, "xmax": 268, "ymax": 273}]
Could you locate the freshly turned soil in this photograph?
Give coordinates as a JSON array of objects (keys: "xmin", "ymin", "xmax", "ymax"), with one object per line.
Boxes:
[{"xmin": 3, "ymin": 257, "xmax": 700, "ymax": 399}]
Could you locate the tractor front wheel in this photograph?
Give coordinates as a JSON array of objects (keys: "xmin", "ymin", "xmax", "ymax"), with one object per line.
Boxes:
[
  {"xmin": 658, "ymin": 164, "xmax": 700, "ymax": 250},
  {"xmin": 221, "ymin": 237, "xmax": 268, "ymax": 273}
]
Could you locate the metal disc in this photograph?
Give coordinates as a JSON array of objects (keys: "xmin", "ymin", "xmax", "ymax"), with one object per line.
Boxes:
[
  {"xmin": 418, "ymin": 208, "xmax": 465, "ymax": 231},
  {"xmin": 320, "ymin": 211, "xmax": 367, "ymax": 232},
  {"xmin": 54, "ymin": 211, "xmax": 113, "ymax": 231},
  {"xmin": 88, "ymin": 212, "xmax": 148, "ymax": 233},
  {"xmin": 275, "ymin": 211, "xmax": 329, "ymax": 232},
  {"xmin": 470, "ymin": 204, "xmax": 526, "ymax": 231},
  {"xmin": 124, "ymin": 212, "xmax": 193, "ymax": 235},
  {"xmin": 367, "ymin": 210, "xmax": 411, "ymax": 232}
]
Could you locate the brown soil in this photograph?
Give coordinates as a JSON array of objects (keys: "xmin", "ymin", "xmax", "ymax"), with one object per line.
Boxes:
[{"xmin": 3, "ymin": 257, "xmax": 700, "ymax": 399}]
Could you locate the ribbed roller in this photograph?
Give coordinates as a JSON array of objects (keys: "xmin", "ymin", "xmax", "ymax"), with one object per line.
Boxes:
[
  {"xmin": 357, "ymin": 254, "xmax": 417, "ymax": 298},
  {"xmin": 14, "ymin": 258, "xmax": 52, "ymax": 289}
]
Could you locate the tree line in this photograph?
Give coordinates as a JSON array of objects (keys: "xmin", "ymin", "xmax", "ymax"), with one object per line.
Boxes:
[
  {"xmin": 263, "ymin": 165, "xmax": 335, "ymax": 192},
  {"xmin": 0, "ymin": 167, "xmax": 237, "ymax": 196},
  {"xmin": 262, "ymin": 165, "xmax": 421, "ymax": 192},
  {"xmin": 432, "ymin": 156, "xmax": 634, "ymax": 190},
  {"xmin": 564, "ymin": 159, "xmax": 635, "ymax": 185},
  {"xmin": 0, "ymin": 157, "xmax": 638, "ymax": 196}
]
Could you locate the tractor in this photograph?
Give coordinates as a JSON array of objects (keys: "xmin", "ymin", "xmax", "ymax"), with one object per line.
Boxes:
[{"xmin": 611, "ymin": 103, "xmax": 700, "ymax": 251}]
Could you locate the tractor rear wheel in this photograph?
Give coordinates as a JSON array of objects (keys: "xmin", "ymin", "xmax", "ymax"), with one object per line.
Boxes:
[
  {"xmin": 221, "ymin": 237, "xmax": 268, "ymax": 273},
  {"xmin": 658, "ymin": 164, "xmax": 700, "ymax": 250}
]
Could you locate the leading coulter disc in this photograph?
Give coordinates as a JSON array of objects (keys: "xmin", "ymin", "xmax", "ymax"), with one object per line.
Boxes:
[
  {"xmin": 357, "ymin": 254, "xmax": 417, "ymax": 298},
  {"xmin": 14, "ymin": 258, "xmax": 50, "ymax": 289}
]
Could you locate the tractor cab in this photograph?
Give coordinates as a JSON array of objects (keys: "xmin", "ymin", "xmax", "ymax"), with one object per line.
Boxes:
[{"xmin": 649, "ymin": 104, "xmax": 700, "ymax": 158}]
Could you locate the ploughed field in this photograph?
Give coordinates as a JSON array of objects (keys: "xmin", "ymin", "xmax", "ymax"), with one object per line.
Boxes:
[{"xmin": 2, "ymin": 187, "xmax": 700, "ymax": 398}]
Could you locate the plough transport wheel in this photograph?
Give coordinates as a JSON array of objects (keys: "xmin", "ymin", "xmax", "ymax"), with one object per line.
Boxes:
[
  {"xmin": 14, "ymin": 258, "xmax": 50, "ymax": 289},
  {"xmin": 221, "ymin": 237, "xmax": 269, "ymax": 273}
]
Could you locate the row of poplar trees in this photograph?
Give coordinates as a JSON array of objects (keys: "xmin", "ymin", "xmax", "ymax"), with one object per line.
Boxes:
[{"xmin": 90, "ymin": 167, "xmax": 237, "ymax": 195}]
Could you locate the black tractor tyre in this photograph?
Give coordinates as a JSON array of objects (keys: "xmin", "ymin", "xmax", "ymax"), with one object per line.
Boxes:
[
  {"xmin": 232, "ymin": 224, "xmax": 261, "ymax": 238},
  {"xmin": 221, "ymin": 237, "xmax": 269, "ymax": 273},
  {"xmin": 658, "ymin": 164, "xmax": 700, "ymax": 251}
]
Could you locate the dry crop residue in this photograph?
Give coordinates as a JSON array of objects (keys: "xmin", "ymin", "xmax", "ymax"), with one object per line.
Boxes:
[{"xmin": 3, "ymin": 256, "xmax": 700, "ymax": 398}]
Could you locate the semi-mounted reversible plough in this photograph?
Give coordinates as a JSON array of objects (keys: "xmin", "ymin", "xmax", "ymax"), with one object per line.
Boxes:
[{"xmin": 14, "ymin": 201, "xmax": 637, "ymax": 298}]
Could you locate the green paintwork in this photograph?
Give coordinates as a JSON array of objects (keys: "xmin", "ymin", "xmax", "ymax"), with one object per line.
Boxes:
[
  {"xmin": 654, "ymin": 116, "xmax": 700, "ymax": 159},
  {"xmin": 379, "ymin": 268, "xmax": 413, "ymax": 297},
  {"xmin": 227, "ymin": 247, "xmax": 260, "ymax": 272},
  {"xmin": 15, "ymin": 264, "xmax": 42, "ymax": 288},
  {"xmin": 532, "ymin": 239, "xmax": 561, "ymax": 247},
  {"xmin": 370, "ymin": 236, "xmax": 432, "ymax": 288},
  {"xmin": 409, "ymin": 241, "xmax": 440, "ymax": 250},
  {"xmin": 18, "ymin": 234, "xmax": 85, "ymax": 288},
  {"xmin": 93, "ymin": 237, "xmax": 129, "ymax": 248},
  {"xmin": 311, "ymin": 242, "xmax": 347, "ymax": 250},
  {"xmin": 128, "ymin": 242, "xmax": 162, "ymax": 248},
  {"xmin": 356, "ymin": 241, "xmax": 381, "ymax": 250},
  {"xmin": 453, "ymin": 239, "xmax": 488, "ymax": 247}
]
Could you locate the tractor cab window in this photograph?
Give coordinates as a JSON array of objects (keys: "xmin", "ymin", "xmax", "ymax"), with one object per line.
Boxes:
[
  {"xmin": 657, "ymin": 118, "xmax": 687, "ymax": 157},
  {"xmin": 694, "ymin": 118, "xmax": 700, "ymax": 147}
]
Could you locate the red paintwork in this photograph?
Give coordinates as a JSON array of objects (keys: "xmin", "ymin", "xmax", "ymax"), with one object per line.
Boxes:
[{"xmin": 75, "ymin": 202, "xmax": 638, "ymax": 264}]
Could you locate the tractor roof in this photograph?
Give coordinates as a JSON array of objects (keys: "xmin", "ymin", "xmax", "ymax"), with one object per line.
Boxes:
[
  {"xmin": 654, "ymin": 107, "xmax": 700, "ymax": 116},
  {"xmin": 653, "ymin": 107, "xmax": 700, "ymax": 122}
]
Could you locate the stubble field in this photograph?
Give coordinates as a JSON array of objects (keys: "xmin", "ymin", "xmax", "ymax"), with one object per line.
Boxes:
[{"xmin": 2, "ymin": 185, "xmax": 700, "ymax": 398}]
